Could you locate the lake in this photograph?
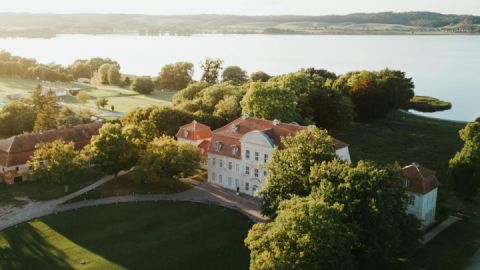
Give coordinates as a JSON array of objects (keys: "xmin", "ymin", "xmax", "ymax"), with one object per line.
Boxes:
[{"xmin": 0, "ymin": 34, "xmax": 478, "ymax": 121}]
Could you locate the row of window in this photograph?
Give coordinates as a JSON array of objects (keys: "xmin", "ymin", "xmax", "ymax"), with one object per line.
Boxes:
[
  {"xmin": 245, "ymin": 150, "xmax": 268, "ymax": 162},
  {"xmin": 210, "ymin": 173, "xmax": 259, "ymax": 193}
]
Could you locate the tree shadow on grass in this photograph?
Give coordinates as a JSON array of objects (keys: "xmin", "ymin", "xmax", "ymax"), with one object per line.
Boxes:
[{"xmin": 0, "ymin": 223, "xmax": 74, "ymax": 270}]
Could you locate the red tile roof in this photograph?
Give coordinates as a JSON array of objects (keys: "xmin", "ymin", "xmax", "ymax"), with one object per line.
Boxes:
[
  {"xmin": 403, "ymin": 163, "xmax": 440, "ymax": 194},
  {"xmin": 207, "ymin": 116, "xmax": 348, "ymax": 159},
  {"xmin": 0, "ymin": 123, "xmax": 102, "ymax": 167},
  {"xmin": 176, "ymin": 120, "xmax": 213, "ymax": 141}
]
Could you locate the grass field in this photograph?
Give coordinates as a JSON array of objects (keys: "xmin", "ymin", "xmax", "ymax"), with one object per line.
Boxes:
[
  {"xmin": 0, "ymin": 202, "xmax": 252, "ymax": 270},
  {"xmin": 0, "ymin": 77, "xmax": 176, "ymax": 114},
  {"xmin": 0, "ymin": 168, "xmax": 103, "ymax": 206}
]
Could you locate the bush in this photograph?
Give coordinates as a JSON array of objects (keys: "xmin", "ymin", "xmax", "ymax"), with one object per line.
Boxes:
[{"xmin": 131, "ymin": 77, "xmax": 155, "ymax": 94}]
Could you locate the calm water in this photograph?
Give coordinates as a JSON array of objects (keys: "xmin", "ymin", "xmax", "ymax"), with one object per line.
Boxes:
[{"xmin": 0, "ymin": 34, "xmax": 479, "ymax": 121}]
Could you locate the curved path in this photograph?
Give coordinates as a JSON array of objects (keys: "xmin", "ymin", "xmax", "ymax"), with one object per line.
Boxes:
[{"xmin": 0, "ymin": 174, "xmax": 266, "ymax": 231}]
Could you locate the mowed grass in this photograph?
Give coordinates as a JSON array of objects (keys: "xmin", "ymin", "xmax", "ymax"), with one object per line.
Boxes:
[
  {"xmin": 0, "ymin": 77, "xmax": 176, "ymax": 114},
  {"xmin": 331, "ymin": 110, "xmax": 466, "ymax": 183},
  {"xmin": 0, "ymin": 202, "xmax": 252, "ymax": 270}
]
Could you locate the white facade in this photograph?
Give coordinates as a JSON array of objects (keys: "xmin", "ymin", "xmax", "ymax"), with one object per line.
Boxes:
[
  {"xmin": 208, "ymin": 131, "xmax": 351, "ymax": 197},
  {"xmin": 406, "ymin": 188, "xmax": 438, "ymax": 226}
]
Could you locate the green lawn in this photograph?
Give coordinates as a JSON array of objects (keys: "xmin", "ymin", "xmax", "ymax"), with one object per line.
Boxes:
[
  {"xmin": 331, "ymin": 110, "xmax": 466, "ymax": 183},
  {"xmin": 0, "ymin": 202, "xmax": 252, "ymax": 270},
  {"xmin": 68, "ymin": 173, "xmax": 194, "ymax": 203},
  {"xmin": 0, "ymin": 77, "xmax": 176, "ymax": 114},
  {"xmin": 0, "ymin": 168, "xmax": 103, "ymax": 206}
]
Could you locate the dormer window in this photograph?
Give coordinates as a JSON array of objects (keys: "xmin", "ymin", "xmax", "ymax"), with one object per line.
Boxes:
[
  {"xmin": 273, "ymin": 119, "xmax": 281, "ymax": 126},
  {"xmin": 215, "ymin": 141, "xmax": 222, "ymax": 152},
  {"xmin": 231, "ymin": 124, "xmax": 239, "ymax": 133},
  {"xmin": 184, "ymin": 130, "xmax": 189, "ymax": 138},
  {"xmin": 231, "ymin": 145, "xmax": 238, "ymax": 155},
  {"xmin": 403, "ymin": 179, "xmax": 411, "ymax": 188}
]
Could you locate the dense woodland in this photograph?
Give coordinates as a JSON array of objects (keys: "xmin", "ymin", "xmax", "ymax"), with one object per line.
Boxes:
[{"xmin": 0, "ymin": 12, "xmax": 479, "ymax": 37}]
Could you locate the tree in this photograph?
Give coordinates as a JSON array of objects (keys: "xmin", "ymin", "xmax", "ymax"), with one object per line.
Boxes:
[
  {"xmin": 172, "ymin": 82, "xmax": 210, "ymax": 105},
  {"xmin": 131, "ymin": 77, "xmax": 155, "ymax": 94},
  {"xmin": 310, "ymin": 160, "xmax": 421, "ymax": 266},
  {"xmin": 92, "ymin": 63, "xmax": 120, "ymax": 85},
  {"xmin": 156, "ymin": 62, "xmax": 194, "ymax": 90},
  {"xmin": 122, "ymin": 105, "xmax": 194, "ymax": 138},
  {"xmin": 245, "ymin": 197, "xmax": 355, "ymax": 270},
  {"xmin": 250, "ymin": 71, "xmax": 271, "ymax": 82},
  {"xmin": 260, "ymin": 127, "xmax": 336, "ymax": 216},
  {"xmin": 213, "ymin": 95, "xmax": 241, "ymax": 123},
  {"xmin": 0, "ymin": 101, "xmax": 36, "ymax": 138},
  {"xmin": 241, "ymin": 82, "xmax": 298, "ymax": 123},
  {"xmin": 134, "ymin": 136, "xmax": 202, "ymax": 184},
  {"xmin": 88, "ymin": 123, "xmax": 139, "ymax": 177},
  {"xmin": 201, "ymin": 58, "xmax": 223, "ymax": 84},
  {"xmin": 107, "ymin": 64, "xmax": 121, "ymax": 85},
  {"xmin": 76, "ymin": 91, "xmax": 90, "ymax": 106},
  {"xmin": 221, "ymin": 66, "xmax": 248, "ymax": 85},
  {"xmin": 95, "ymin": 97, "xmax": 109, "ymax": 109},
  {"xmin": 32, "ymin": 85, "xmax": 59, "ymax": 132},
  {"xmin": 448, "ymin": 121, "xmax": 480, "ymax": 200},
  {"xmin": 27, "ymin": 140, "xmax": 83, "ymax": 187}
]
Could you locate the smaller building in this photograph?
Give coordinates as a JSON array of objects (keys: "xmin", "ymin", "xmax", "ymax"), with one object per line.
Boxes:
[
  {"xmin": 403, "ymin": 162, "xmax": 440, "ymax": 227},
  {"xmin": 176, "ymin": 120, "xmax": 213, "ymax": 158},
  {"xmin": 0, "ymin": 123, "xmax": 102, "ymax": 184}
]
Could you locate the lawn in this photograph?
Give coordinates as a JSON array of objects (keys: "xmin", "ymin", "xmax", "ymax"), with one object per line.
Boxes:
[
  {"xmin": 0, "ymin": 76, "xmax": 176, "ymax": 115},
  {"xmin": 0, "ymin": 202, "xmax": 252, "ymax": 270},
  {"xmin": 0, "ymin": 168, "xmax": 103, "ymax": 206},
  {"xmin": 68, "ymin": 173, "xmax": 194, "ymax": 202}
]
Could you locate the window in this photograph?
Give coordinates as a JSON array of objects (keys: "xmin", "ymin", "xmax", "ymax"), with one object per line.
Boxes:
[
  {"xmin": 408, "ymin": 195, "xmax": 415, "ymax": 206},
  {"xmin": 403, "ymin": 179, "xmax": 411, "ymax": 188},
  {"xmin": 219, "ymin": 160, "xmax": 223, "ymax": 168},
  {"xmin": 212, "ymin": 172, "xmax": 216, "ymax": 181},
  {"xmin": 246, "ymin": 150, "xmax": 250, "ymax": 159},
  {"xmin": 212, "ymin": 158, "xmax": 216, "ymax": 166},
  {"xmin": 263, "ymin": 170, "xmax": 267, "ymax": 177},
  {"xmin": 219, "ymin": 174, "xmax": 223, "ymax": 183},
  {"xmin": 236, "ymin": 164, "xmax": 240, "ymax": 172},
  {"xmin": 254, "ymin": 168, "xmax": 259, "ymax": 177},
  {"xmin": 15, "ymin": 167, "xmax": 19, "ymax": 171},
  {"xmin": 228, "ymin": 162, "xmax": 232, "ymax": 170},
  {"xmin": 235, "ymin": 179, "xmax": 239, "ymax": 187},
  {"xmin": 245, "ymin": 182, "xmax": 250, "ymax": 191},
  {"xmin": 228, "ymin": 177, "xmax": 232, "ymax": 186},
  {"xmin": 215, "ymin": 141, "xmax": 222, "ymax": 152},
  {"xmin": 264, "ymin": 154, "xmax": 269, "ymax": 163},
  {"xmin": 245, "ymin": 166, "xmax": 250, "ymax": 175},
  {"xmin": 231, "ymin": 145, "xmax": 238, "ymax": 155},
  {"xmin": 255, "ymin": 152, "xmax": 259, "ymax": 161},
  {"xmin": 183, "ymin": 130, "xmax": 189, "ymax": 138}
]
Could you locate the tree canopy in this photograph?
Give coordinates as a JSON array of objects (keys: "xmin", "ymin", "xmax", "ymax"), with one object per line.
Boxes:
[
  {"xmin": 260, "ymin": 127, "xmax": 336, "ymax": 216},
  {"xmin": 87, "ymin": 123, "xmax": 138, "ymax": 177},
  {"xmin": 221, "ymin": 66, "xmax": 248, "ymax": 85},
  {"xmin": 156, "ymin": 62, "xmax": 194, "ymax": 90},
  {"xmin": 0, "ymin": 101, "xmax": 36, "ymax": 138},
  {"xmin": 200, "ymin": 58, "xmax": 223, "ymax": 84},
  {"xmin": 448, "ymin": 121, "xmax": 480, "ymax": 200},
  {"xmin": 131, "ymin": 77, "xmax": 155, "ymax": 94},
  {"xmin": 250, "ymin": 71, "xmax": 271, "ymax": 82},
  {"xmin": 27, "ymin": 140, "xmax": 83, "ymax": 185}
]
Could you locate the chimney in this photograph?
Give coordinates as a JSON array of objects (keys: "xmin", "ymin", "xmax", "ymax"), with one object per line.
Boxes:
[
  {"xmin": 273, "ymin": 119, "xmax": 281, "ymax": 126},
  {"xmin": 242, "ymin": 114, "xmax": 249, "ymax": 120}
]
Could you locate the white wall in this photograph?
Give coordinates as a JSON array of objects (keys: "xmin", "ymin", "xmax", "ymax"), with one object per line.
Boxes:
[
  {"xmin": 406, "ymin": 188, "xmax": 438, "ymax": 226},
  {"xmin": 336, "ymin": 147, "xmax": 352, "ymax": 164}
]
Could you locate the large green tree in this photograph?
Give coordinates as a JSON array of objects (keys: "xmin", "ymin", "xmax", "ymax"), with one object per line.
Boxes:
[
  {"xmin": 88, "ymin": 123, "xmax": 139, "ymax": 177},
  {"xmin": 245, "ymin": 197, "xmax": 355, "ymax": 270},
  {"xmin": 156, "ymin": 62, "xmax": 194, "ymax": 90},
  {"xmin": 131, "ymin": 77, "xmax": 155, "ymax": 94},
  {"xmin": 448, "ymin": 121, "xmax": 480, "ymax": 200},
  {"xmin": 0, "ymin": 101, "xmax": 36, "ymax": 138},
  {"xmin": 32, "ymin": 85, "xmax": 60, "ymax": 132},
  {"xmin": 200, "ymin": 58, "xmax": 223, "ymax": 84},
  {"xmin": 213, "ymin": 95, "xmax": 241, "ymax": 123},
  {"xmin": 241, "ymin": 82, "xmax": 298, "ymax": 123},
  {"xmin": 260, "ymin": 127, "xmax": 336, "ymax": 216},
  {"xmin": 134, "ymin": 136, "xmax": 202, "ymax": 184},
  {"xmin": 250, "ymin": 71, "xmax": 271, "ymax": 82},
  {"xmin": 27, "ymin": 140, "xmax": 83, "ymax": 186},
  {"xmin": 221, "ymin": 66, "xmax": 248, "ymax": 85},
  {"xmin": 310, "ymin": 160, "xmax": 421, "ymax": 267}
]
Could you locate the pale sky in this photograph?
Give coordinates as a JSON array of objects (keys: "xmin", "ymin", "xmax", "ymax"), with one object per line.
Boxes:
[{"xmin": 1, "ymin": 0, "xmax": 479, "ymax": 16}]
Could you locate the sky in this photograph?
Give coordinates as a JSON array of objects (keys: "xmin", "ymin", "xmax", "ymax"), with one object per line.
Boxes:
[{"xmin": 1, "ymin": 0, "xmax": 479, "ymax": 16}]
